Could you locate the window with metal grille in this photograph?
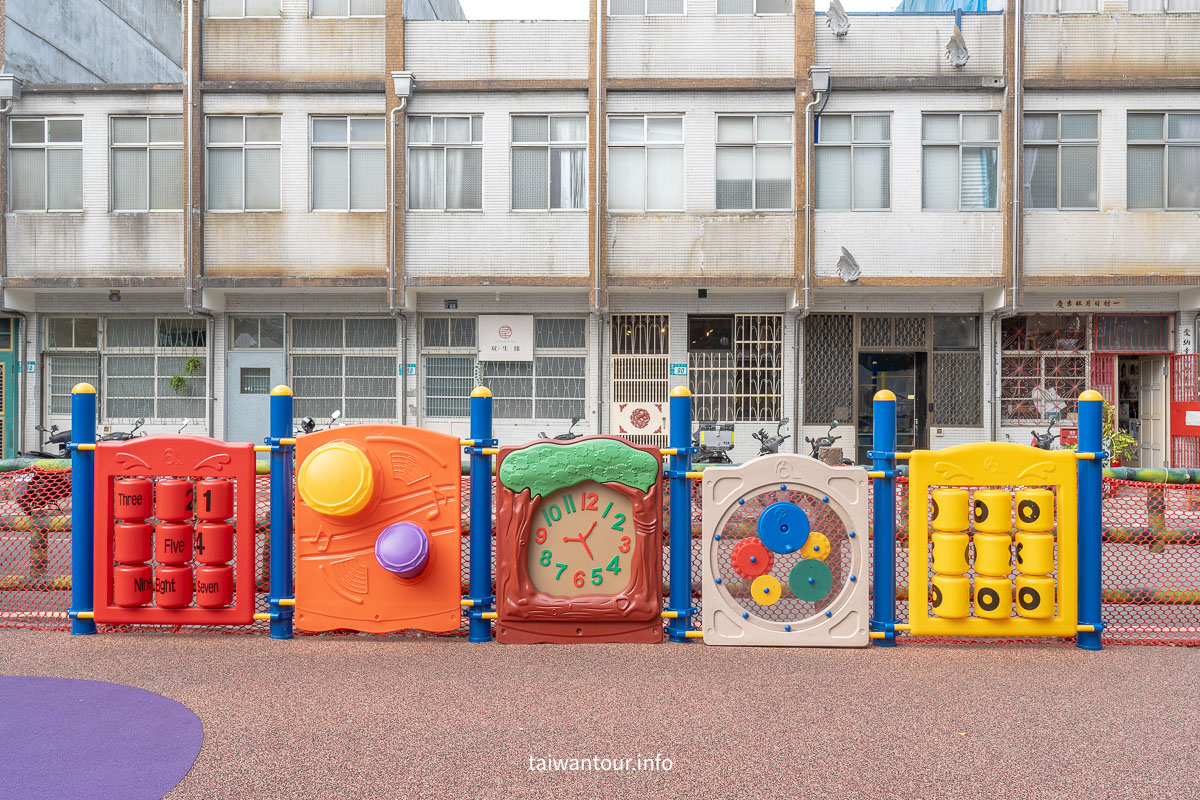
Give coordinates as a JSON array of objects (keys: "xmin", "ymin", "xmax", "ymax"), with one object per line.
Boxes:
[
  {"xmin": 207, "ymin": 0, "xmax": 279, "ymax": 17},
  {"xmin": 1022, "ymin": 112, "xmax": 1098, "ymax": 210},
  {"xmin": 9, "ymin": 117, "xmax": 83, "ymax": 212},
  {"xmin": 407, "ymin": 115, "xmax": 483, "ymax": 211},
  {"xmin": 931, "ymin": 315, "xmax": 982, "ymax": 427},
  {"xmin": 511, "ymin": 115, "xmax": 587, "ymax": 211},
  {"xmin": 0, "ymin": 318, "xmax": 13, "ymax": 351},
  {"xmin": 608, "ymin": 116, "xmax": 684, "ymax": 212},
  {"xmin": 804, "ymin": 314, "xmax": 853, "ymax": 424},
  {"xmin": 717, "ymin": 0, "xmax": 792, "ymax": 13},
  {"xmin": 1127, "ymin": 112, "xmax": 1200, "ymax": 211},
  {"xmin": 815, "ymin": 114, "xmax": 890, "ymax": 210},
  {"xmin": 110, "ymin": 116, "xmax": 184, "ymax": 212},
  {"xmin": 1001, "ymin": 315, "xmax": 1089, "ymax": 422},
  {"xmin": 610, "ymin": 314, "xmax": 669, "ymax": 445},
  {"xmin": 922, "ymin": 113, "xmax": 1000, "ymax": 211},
  {"xmin": 688, "ymin": 315, "xmax": 782, "ymax": 422},
  {"xmin": 608, "ymin": 0, "xmax": 684, "ymax": 14},
  {"xmin": 291, "ymin": 318, "xmax": 396, "ymax": 421},
  {"xmin": 1093, "ymin": 314, "xmax": 1172, "ymax": 353},
  {"xmin": 310, "ymin": 0, "xmax": 383, "ymax": 16},
  {"xmin": 311, "ymin": 117, "xmax": 386, "ymax": 211},
  {"xmin": 103, "ymin": 318, "xmax": 208, "ymax": 422},
  {"xmin": 206, "ymin": 116, "xmax": 281, "ymax": 211},
  {"xmin": 1127, "ymin": 0, "xmax": 1200, "ymax": 10},
  {"xmin": 230, "ymin": 316, "xmax": 284, "ymax": 349},
  {"xmin": 716, "ymin": 115, "xmax": 793, "ymax": 211},
  {"xmin": 1022, "ymin": 0, "xmax": 1097, "ymax": 11}
]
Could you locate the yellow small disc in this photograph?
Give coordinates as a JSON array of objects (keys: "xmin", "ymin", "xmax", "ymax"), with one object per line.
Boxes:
[
  {"xmin": 297, "ymin": 441, "xmax": 377, "ymax": 517},
  {"xmin": 750, "ymin": 575, "xmax": 782, "ymax": 606},
  {"xmin": 800, "ymin": 531, "xmax": 831, "ymax": 562}
]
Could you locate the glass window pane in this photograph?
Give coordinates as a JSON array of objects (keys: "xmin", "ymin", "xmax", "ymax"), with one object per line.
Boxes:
[
  {"xmin": 10, "ymin": 149, "xmax": 46, "ymax": 211},
  {"xmin": 718, "ymin": 0, "xmax": 755, "ymax": 12},
  {"xmin": 471, "ymin": 115, "xmax": 483, "ymax": 143},
  {"xmin": 75, "ymin": 318, "xmax": 99, "ymax": 348},
  {"xmin": 1061, "ymin": 113, "xmax": 1098, "ymax": 141},
  {"xmin": 149, "ymin": 148, "xmax": 184, "ymax": 210},
  {"xmin": 1167, "ymin": 146, "xmax": 1200, "ymax": 208},
  {"xmin": 450, "ymin": 317, "xmax": 476, "ymax": 348},
  {"xmin": 446, "ymin": 147, "xmax": 482, "ymax": 210},
  {"xmin": 818, "ymin": 115, "xmax": 851, "ymax": 143},
  {"xmin": 757, "ymin": 115, "xmax": 792, "ymax": 142},
  {"xmin": 259, "ymin": 316, "xmax": 283, "ymax": 348},
  {"xmin": 47, "ymin": 119, "xmax": 82, "ymax": 143},
  {"xmin": 1024, "ymin": 145, "xmax": 1058, "ymax": 209},
  {"xmin": 311, "ymin": 0, "xmax": 345, "ymax": 14},
  {"xmin": 646, "ymin": 148, "xmax": 683, "ymax": 209},
  {"xmin": 445, "ymin": 117, "xmax": 471, "ymax": 143},
  {"xmin": 755, "ymin": 146, "xmax": 791, "ymax": 210},
  {"xmin": 245, "ymin": 0, "xmax": 278, "ymax": 14},
  {"xmin": 112, "ymin": 148, "xmax": 148, "ymax": 211},
  {"xmin": 349, "ymin": 148, "xmax": 385, "ymax": 210},
  {"xmin": 350, "ymin": 0, "xmax": 385, "ymax": 14},
  {"xmin": 550, "ymin": 116, "xmax": 586, "ymax": 143},
  {"xmin": 208, "ymin": 117, "xmax": 244, "ymax": 144},
  {"xmin": 922, "ymin": 114, "xmax": 959, "ymax": 143},
  {"xmin": 1023, "ymin": 114, "xmax": 1057, "ymax": 142},
  {"xmin": 715, "ymin": 147, "xmax": 753, "ymax": 210},
  {"xmin": 245, "ymin": 149, "xmax": 281, "ymax": 210},
  {"xmin": 293, "ymin": 318, "xmax": 342, "ymax": 348},
  {"xmin": 647, "ymin": 0, "xmax": 684, "ymax": 12},
  {"xmin": 512, "ymin": 116, "xmax": 549, "ymax": 144},
  {"xmin": 853, "ymin": 146, "xmax": 889, "ymax": 209},
  {"xmin": 512, "ymin": 147, "xmax": 548, "ymax": 210},
  {"xmin": 759, "ymin": 0, "xmax": 792, "ymax": 10},
  {"xmin": 933, "ymin": 316, "xmax": 979, "ymax": 349},
  {"xmin": 350, "ymin": 118, "xmax": 384, "ymax": 142},
  {"xmin": 48, "ymin": 318, "xmax": 74, "ymax": 348},
  {"xmin": 47, "ymin": 149, "xmax": 83, "ymax": 210},
  {"xmin": 717, "ymin": 117, "xmax": 754, "ymax": 144},
  {"xmin": 207, "ymin": 148, "xmax": 243, "ymax": 210},
  {"xmin": 408, "ymin": 116, "xmax": 431, "ymax": 144},
  {"xmin": 232, "ymin": 317, "xmax": 260, "ymax": 349},
  {"xmin": 208, "ymin": 0, "xmax": 241, "ymax": 16},
  {"xmin": 922, "ymin": 145, "xmax": 959, "ymax": 210},
  {"xmin": 815, "ymin": 147, "xmax": 851, "ymax": 209},
  {"xmin": 609, "ymin": 117, "xmax": 645, "ymax": 144},
  {"xmin": 1127, "ymin": 113, "xmax": 1164, "ymax": 141},
  {"xmin": 346, "ymin": 318, "xmax": 394, "ymax": 348},
  {"xmin": 431, "ymin": 117, "xmax": 445, "ymax": 143},
  {"xmin": 112, "ymin": 117, "xmax": 147, "ymax": 145},
  {"xmin": 535, "ymin": 318, "xmax": 586, "ymax": 349},
  {"xmin": 962, "ymin": 114, "xmax": 998, "ymax": 142},
  {"xmin": 312, "ymin": 147, "xmax": 349, "ymax": 210},
  {"xmin": 960, "ymin": 146, "xmax": 998, "ymax": 210},
  {"xmin": 312, "ymin": 118, "xmax": 347, "ymax": 143},
  {"xmin": 408, "ymin": 148, "xmax": 444, "ymax": 210},
  {"xmin": 1127, "ymin": 145, "xmax": 1164, "ymax": 209},
  {"xmin": 150, "ymin": 117, "xmax": 183, "ymax": 144},
  {"xmin": 11, "ymin": 120, "xmax": 45, "ymax": 144},
  {"xmin": 608, "ymin": 147, "xmax": 645, "ymax": 210},
  {"xmin": 1061, "ymin": 145, "xmax": 1098, "ymax": 208},
  {"xmin": 647, "ymin": 117, "xmax": 682, "ymax": 142},
  {"xmin": 609, "ymin": 0, "xmax": 644, "ymax": 13},
  {"xmin": 106, "ymin": 318, "xmax": 155, "ymax": 347},
  {"xmin": 854, "ymin": 115, "xmax": 890, "ymax": 142},
  {"xmin": 245, "ymin": 117, "xmax": 280, "ymax": 143},
  {"xmin": 1167, "ymin": 113, "xmax": 1200, "ymax": 141},
  {"xmin": 423, "ymin": 317, "xmax": 449, "ymax": 348},
  {"xmin": 550, "ymin": 147, "xmax": 586, "ymax": 210}
]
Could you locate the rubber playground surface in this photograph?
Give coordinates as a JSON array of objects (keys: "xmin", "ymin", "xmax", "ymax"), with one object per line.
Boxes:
[{"xmin": 1, "ymin": 631, "xmax": 1198, "ymax": 800}]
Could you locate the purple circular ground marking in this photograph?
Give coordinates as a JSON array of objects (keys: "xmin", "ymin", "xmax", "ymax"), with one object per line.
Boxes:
[
  {"xmin": 0, "ymin": 676, "xmax": 202, "ymax": 800},
  {"xmin": 375, "ymin": 521, "xmax": 431, "ymax": 578}
]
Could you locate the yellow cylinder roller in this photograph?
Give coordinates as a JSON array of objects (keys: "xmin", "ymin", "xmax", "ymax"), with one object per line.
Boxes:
[
  {"xmin": 974, "ymin": 575, "xmax": 1013, "ymax": 620},
  {"xmin": 972, "ymin": 489, "xmax": 1013, "ymax": 534},
  {"xmin": 931, "ymin": 531, "xmax": 970, "ymax": 576},
  {"xmin": 931, "ymin": 488, "xmax": 970, "ymax": 532},
  {"xmin": 973, "ymin": 532, "xmax": 1012, "ymax": 577},
  {"xmin": 1014, "ymin": 489, "xmax": 1055, "ymax": 532},
  {"xmin": 930, "ymin": 574, "xmax": 970, "ymax": 619},
  {"xmin": 1015, "ymin": 575, "xmax": 1055, "ymax": 619},
  {"xmin": 1014, "ymin": 531, "xmax": 1055, "ymax": 576}
]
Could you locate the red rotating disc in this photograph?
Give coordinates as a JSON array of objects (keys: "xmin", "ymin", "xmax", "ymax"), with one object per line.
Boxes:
[{"xmin": 730, "ymin": 537, "xmax": 774, "ymax": 580}]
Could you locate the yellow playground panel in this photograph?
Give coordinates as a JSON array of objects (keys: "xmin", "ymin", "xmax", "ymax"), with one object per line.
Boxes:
[{"xmin": 907, "ymin": 442, "xmax": 1079, "ymax": 638}]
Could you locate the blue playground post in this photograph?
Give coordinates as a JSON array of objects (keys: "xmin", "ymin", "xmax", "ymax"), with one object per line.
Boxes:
[
  {"xmin": 1076, "ymin": 390, "xmax": 1104, "ymax": 651},
  {"xmin": 468, "ymin": 387, "xmax": 495, "ymax": 642},
  {"xmin": 69, "ymin": 383, "xmax": 97, "ymax": 635},
  {"xmin": 268, "ymin": 386, "xmax": 295, "ymax": 639},
  {"xmin": 870, "ymin": 390, "xmax": 898, "ymax": 647},
  {"xmin": 666, "ymin": 387, "xmax": 693, "ymax": 642}
]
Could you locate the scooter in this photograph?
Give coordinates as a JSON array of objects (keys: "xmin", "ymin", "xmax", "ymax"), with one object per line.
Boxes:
[
  {"xmin": 1030, "ymin": 416, "xmax": 1060, "ymax": 450},
  {"xmin": 20, "ymin": 425, "xmax": 71, "ymax": 459},
  {"xmin": 539, "ymin": 416, "xmax": 582, "ymax": 441},
  {"xmin": 299, "ymin": 409, "xmax": 342, "ymax": 435},
  {"xmin": 805, "ymin": 420, "xmax": 854, "ymax": 465},
  {"xmin": 692, "ymin": 422, "xmax": 735, "ymax": 465},
  {"xmin": 753, "ymin": 418, "xmax": 790, "ymax": 457},
  {"xmin": 98, "ymin": 418, "xmax": 145, "ymax": 442}
]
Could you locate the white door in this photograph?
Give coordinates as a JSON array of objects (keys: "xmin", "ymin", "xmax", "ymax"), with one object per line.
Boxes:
[{"xmin": 1139, "ymin": 356, "xmax": 1168, "ymax": 468}]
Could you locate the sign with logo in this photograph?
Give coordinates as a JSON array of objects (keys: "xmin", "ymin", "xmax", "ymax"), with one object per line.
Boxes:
[
  {"xmin": 669, "ymin": 363, "xmax": 688, "ymax": 377},
  {"xmin": 478, "ymin": 315, "xmax": 533, "ymax": 362}
]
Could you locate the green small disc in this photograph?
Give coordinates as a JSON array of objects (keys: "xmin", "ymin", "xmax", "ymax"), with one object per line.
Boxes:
[{"xmin": 789, "ymin": 559, "xmax": 834, "ymax": 603}]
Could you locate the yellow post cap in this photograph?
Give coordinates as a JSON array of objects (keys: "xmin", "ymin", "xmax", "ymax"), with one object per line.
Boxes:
[
  {"xmin": 1078, "ymin": 389, "xmax": 1103, "ymax": 402},
  {"xmin": 671, "ymin": 386, "xmax": 692, "ymax": 397},
  {"xmin": 874, "ymin": 389, "xmax": 896, "ymax": 402},
  {"xmin": 72, "ymin": 382, "xmax": 97, "ymax": 394},
  {"xmin": 297, "ymin": 441, "xmax": 376, "ymax": 517},
  {"xmin": 271, "ymin": 385, "xmax": 293, "ymax": 396},
  {"xmin": 471, "ymin": 386, "xmax": 493, "ymax": 398}
]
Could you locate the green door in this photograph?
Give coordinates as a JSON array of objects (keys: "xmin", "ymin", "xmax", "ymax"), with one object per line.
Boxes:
[{"xmin": 0, "ymin": 318, "xmax": 17, "ymax": 458}]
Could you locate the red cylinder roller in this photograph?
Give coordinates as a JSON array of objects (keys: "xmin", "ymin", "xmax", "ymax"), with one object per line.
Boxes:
[
  {"xmin": 155, "ymin": 523, "xmax": 194, "ymax": 565},
  {"xmin": 155, "ymin": 479, "xmax": 194, "ymax": 522},
  {"xmin": 113, "ymin": 523, "xmax": 153, "ymax": 564},
  {"xmin": 154, "ymin": 566, "xmax": 193, "ymax": 609},
  {"xmin": 113, "ymin": 565, "xmax": 153, "ymax": 607},
  {"xmin": 194, "ymin": 522, "xmax": 234, "ymax": 565},
  {"xmin": 195, "ymin": 479, "xmax": 234, "ymax": 522},
  {"xmin": 194, "ymin": 565, "xmax": 234, "ymax": 608},
  {"xmin": 113, "ymin": 479, "xmax": 153, "ymax": 521}
]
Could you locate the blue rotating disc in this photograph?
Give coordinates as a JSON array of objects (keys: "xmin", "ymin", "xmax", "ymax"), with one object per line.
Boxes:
[{"xmin": 756, "ymin": 501, "xmax": 810, "ymax": 555}]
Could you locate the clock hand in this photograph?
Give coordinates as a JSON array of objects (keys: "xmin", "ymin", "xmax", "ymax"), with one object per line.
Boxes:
[{"xmin": 562, "ymin": 521, "xmax": 598, "ymax": 561}]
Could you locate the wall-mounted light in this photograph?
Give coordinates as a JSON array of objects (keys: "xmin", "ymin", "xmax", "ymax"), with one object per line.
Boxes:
[
  {"xmin": 391, "ymin": 70, "xmax": 415, "ymax": 99},
  {"xmin": 0, "ymin": 75, "xmax": 23, "ymax": 114},
  {"xmin": 109, "ymin": 290, "xmax": 121, "ymax": 303}
]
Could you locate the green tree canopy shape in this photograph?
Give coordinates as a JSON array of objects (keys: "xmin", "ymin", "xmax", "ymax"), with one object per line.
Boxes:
[{"xmin": 499, "ymin": 440, "xmax": 659, "ymax": 499}]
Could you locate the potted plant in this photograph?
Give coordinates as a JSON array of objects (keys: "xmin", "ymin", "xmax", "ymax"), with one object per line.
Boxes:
[
  {"xmin": 169, "ymin": 357, "xmax": 203, "ymax": 395},
  {"xmin": 1101, "ymin": 400, "xmax": 1137, "ymax": 467}
]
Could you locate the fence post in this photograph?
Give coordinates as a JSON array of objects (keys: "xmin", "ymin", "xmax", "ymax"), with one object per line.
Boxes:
[
  {"xmin": 468, "ymin": 386, "xmax": 494, "ymax": 643},
  {"xmin": 268, "ymin": 385, "xmax": 294, "ymax": 640},
  {"xmin": 666, "ymin": 386, "xmax": 693, "ymax": 642},
  {"xmin": 69, "ymin": 382, "xmax": 97, "ymax": 636},
  {"xmin": 1077, "ymin": 389, "xmax": 1104, "ymax": 651},
  {"xmin": 870, "ymin": 390, "xmax": 897, "ymax": 647}
]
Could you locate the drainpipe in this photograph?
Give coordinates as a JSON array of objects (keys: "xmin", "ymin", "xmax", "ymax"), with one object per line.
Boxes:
[
  {"xmin": 387, "ymin": 96, "xmax": 409, "ymax": 317},
  {"xmin": 1011, "ymin": 0, "xmax": 1022, "ymax": 316},
  {"xmin": 185, "ymin": 0, "xmax": 195, "ymax": 313},
  {"xmin": 0, "ymin": 81, "xmax": 28, "ymax": 450},
  {"xmin": 796, "ymin": 70, "xmax": 829, "ymax": 450},
  {"xmin": 593, "ymin": 7, "xmax": 605, "ymax": 433}
]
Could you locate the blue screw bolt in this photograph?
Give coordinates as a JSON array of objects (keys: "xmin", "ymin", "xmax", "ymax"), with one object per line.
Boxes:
[
  {"xmin": 715, "ymin": 534, "xmax": 721, "ymax": 541},
  {"xmin": 808, "ymin": 577, "xmax": 815, "ymax": 585},
  {"xmin": 822, "ymin": 497, "xmax": 829, "ymax": 503},
  {"xmin": 850, "ymin": 575, "xmax": 857, "ymax": 582},
  {"xmin": 763, "ymin": 587, "xmax": 770, "ymax": 594},
  {"xmin": 750, "ymin": 556, "xmax": 757, "ymax": 563},
  {"xmin": 814, "ymin": 545, "xmax": 820, "ymax": 552},
  {"xmin": 785, "ymin": 625, "xmax": 792, "ymax": 632},
  {"xmin": 738, "ymin": 498, "xmax": 745, "ymax": 505},
  {"xmin": 781, "ymin": 524, "xmax": 788, "ymax": 532},
  {"xmin": 849, "ymin": 531, "xmax": 857, "ymax": 538},
  {"xmin": 825, "ymin": 611, "xmax": 832, "ymax": 618},
  {"xmin": 742, "ymin": 612, "xmax": 749, "ymax": 619},
  {"xmin": 780, "ymin": 485, "xmax": 787, "ymax": 491},
  {"xmin": 715, "ymin": 578, "xmax": 722, "ymax": 584}
]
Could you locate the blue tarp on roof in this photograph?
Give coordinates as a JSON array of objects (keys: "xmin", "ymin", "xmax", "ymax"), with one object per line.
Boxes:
[{"xmin": 894, "ymin": 0, "xmax": 987, "ymax": 11}]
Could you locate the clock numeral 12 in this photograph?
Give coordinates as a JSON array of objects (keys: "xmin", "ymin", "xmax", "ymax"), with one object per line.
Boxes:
[{"xmin": 582, "ymin": 492, "xmax": 598, "ymax": 511}]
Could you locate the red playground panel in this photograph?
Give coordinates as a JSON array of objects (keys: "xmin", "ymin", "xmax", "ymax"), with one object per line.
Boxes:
[{"xmin": 93, "ymin": 436, "xmax": 257, "ymax": 626}]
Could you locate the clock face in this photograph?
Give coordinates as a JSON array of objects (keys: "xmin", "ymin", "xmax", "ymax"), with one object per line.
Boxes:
[{"xmin": 526, "ymin": 480, "xmax": 634, "ymax": 598}]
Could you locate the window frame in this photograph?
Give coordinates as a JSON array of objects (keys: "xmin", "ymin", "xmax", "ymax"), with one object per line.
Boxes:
[
  {"xmin": 289, "ymin": 316, "xmax": 398, "ymax": 423},
  {"xmin": 920, "ymin": 112, "xmax": 1002, "ymax": 213},
  {"xmin": 205, "ymin": 114, "xmax": 283, "ymax": 213},
  {"xmin": 715, "ymin": 113, "xmax": 794, "ymax": 212},
  {"xmin": 716, "ymin": 0, "xmax": 794, "ymax": 14},
  {"xmin": 207, "ymin": 0, "xmax": 280, "ymax": 18},
  {"xmin": 308, "ymin": 115, "xmax": 386, "ymax": 213},
  {"xmin": 509, "ymin": 114, "xmax": 589, "ymax": 213},
  {"xmin": 109, "ymin": 115, "xmax": 185, "ymax": 214},
  {"xmin": 814, "ymin": 112, "xmax": 892, "ymax": 212},
  {"xmin": 1000, "ymin": 314, "xmax": 1091, "ymax": 424},
  {"xmin": 608, "ymin": 0, "xmax": 687, "ymax": 15},
  {"xmin": 8, "ymin": 116, "xmax": 84, "ymax": 213},
  {"xmin": 405, "ymin": 114, "xmax": 484, "ymax": 212},
  {"xmin": 1021, "ymin": 111, "xmax": 1100, "ymax": 212},
  {"xmin": 606, "ymin": 114, "xmax": 686, "ymax": 213},
  {"xmin": 308, "ymin": 0, "xmax": 384, "ymax": 18},
  {"xmin": 687, "ymin": 313, "xmax": 784, "ymax": 424},
  {"xmin": 229, "ymin": 315, "xmax": 285, "ymax": 350},
  {"xmin": 1126, "ymin": 111, "xmax": 1200, "ymax": 212}
]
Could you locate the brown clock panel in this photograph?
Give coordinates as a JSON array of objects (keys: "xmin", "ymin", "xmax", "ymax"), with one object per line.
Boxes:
[{"xmin": 495, "ymin": 436, "xmax": 663, "ymax": 644}]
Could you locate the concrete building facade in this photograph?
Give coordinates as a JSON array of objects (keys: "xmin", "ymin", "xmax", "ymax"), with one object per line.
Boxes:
[{"xmin": 0, "ymin": 0, "xmax": 1197, "ymax": 466}]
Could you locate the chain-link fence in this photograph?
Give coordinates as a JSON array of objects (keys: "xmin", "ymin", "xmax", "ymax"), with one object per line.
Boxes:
[{"xmin": 3, "ymin": 467, "xmax": 1196, "ymax": 645}]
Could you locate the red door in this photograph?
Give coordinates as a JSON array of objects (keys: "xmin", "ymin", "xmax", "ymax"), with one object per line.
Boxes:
[{"xmin": 1170, "ymin": 354, "xmax": 1200, "ymax": 468}]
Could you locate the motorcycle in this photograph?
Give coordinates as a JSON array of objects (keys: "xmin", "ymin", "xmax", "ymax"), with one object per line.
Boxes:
[
  {"xmin": 1030, "ymin": 415, "xmax": 1060, "ymax": 450},
  {"xmin": 539, "ymin": 416, "xmax": 582, "ymax": 441},
  {"xmin": 805, "ymin": 420, "xmax": 853, "ymax": 466},
  {"xmin": 752, "ymin": 418, "xmax": 790, "ymax": 457},
  {"xmin": 98, "ymin": 418, "xmax": 145, "ymax": 443},
  {"xmin": 19, "ymin": 424, "xmax": 71, "ymax": 460}
]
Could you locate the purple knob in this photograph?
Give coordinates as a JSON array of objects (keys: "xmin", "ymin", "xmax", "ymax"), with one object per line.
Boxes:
[{"xmin": 375, "ymin": 522, "xmax": 430, "ymax": 578}]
